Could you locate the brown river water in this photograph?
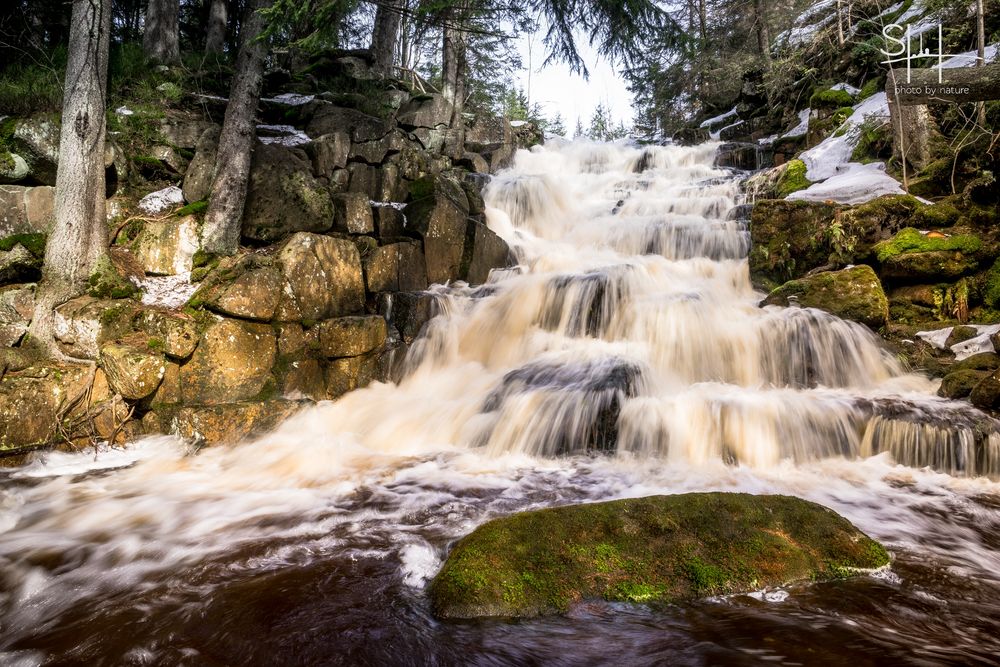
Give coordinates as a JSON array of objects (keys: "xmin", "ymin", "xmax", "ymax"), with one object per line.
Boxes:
[{"xmin": 1, "ymin": 141, "xmax": 999, "ymax": 666}]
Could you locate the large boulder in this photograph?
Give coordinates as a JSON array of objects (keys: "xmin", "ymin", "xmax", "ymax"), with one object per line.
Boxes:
[
  {"xmin": 462, "ymin": 221, "xmax": 509, "ymax": 285},
  {"xmin": 331, "ymin": 192, "xmax": 374, "ymax": 234},
  {"xmin": 133, "ymin": 308, "xmax": 198, "ymax": 359},
  {"xmin": 158, "ymin": 118, "xmax": 219, "ymax": 150},
  {"xmin": 0, "ymin": 364, "xmax": 92, "ymax": 456},
  {"xmin": 10, "ymin": 115, "xmax": 61, "ymax": 185},
  {"xmin": 314, "ymin": 315, "xmax": 387, "ymax": 358},
  {"xmin": 403, "ymin": 176, "xmax": 470, "ymax": 284},
  {"xmin": 761, "ymin": 265, "xmax": 889, "ymax": 329},
  {"xmin": 0, "ymin": 185, "xmax": 55, "ymax": 237},
  {"xmin": 307, "ymin": 131, "xmax": 351, "ymax": 179},
  {"xmin": 169, "ymin": 401, "xmax": 302, "ymax": 446},
  {"xmin": 363, "ymin": 241, "xmax": 428, "ymax": 293},
  {"xmin": 99, "ymin": 339, "xmax": 166, "ymax": 400},
  {"xmin": 179, "ymin": 318, "xmax": 277, "ymax": 405},
  {"xmin": 53, "ymin": 297, "xmax": 138, "ymax": 360},
  {"xmin": 0, "ymin": 243, "xmax": 40, "ymax": 284},
  {"xmin": 306, "ymin": 105, "xmax": 391, "ymax": 143},
  {"xmin": 396, "ymin": 94, "xmax": 451, "ymax": 129},
  {"xmin": 197, "ymin": 264, "xmax": 284, "ymax": 322},
  {"xmin": 876, "ymin": 228, "xmax": 984, "ymax": 281},
  {"xmin": 749, "ymin": 199, "xmax": 839, "ymax": 288},
  {"xmin": 275, "ymin": 233, "xmax": 365, "ymax": 321},
  {"xmin": 241, "ymin": 144, "xmax": 335, "ymax": 243},
  {"xmin": 324, "ymin": 350, "xmax": 381, "ymax": 398},
  {"xmin": 0, "ymin": 284, "xmax": 34, "ymax": 347},
  {"xmin": 430, "ymin": 493, "xmax": 889, "ymax": 619},
  {"xmin": 133, "ymin": 215, "xmax": 199, "ymax": 276}
]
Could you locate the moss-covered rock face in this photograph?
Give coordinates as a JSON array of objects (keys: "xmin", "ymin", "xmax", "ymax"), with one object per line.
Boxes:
[
  {"xmin": 748, "ymin": 199, "xmax": 840, "ymax": 288},
  {"xmin": 430, "ymin": 493, "xmax": 889, "ymax": 619},
  {"xmin": 761, "ymin": 265, "xmax": 889, "ymax": 329},
  {"xmin": 774, "ymin": 159, "xmax": 810, "ymax": 197},
  {"xmin": 810, "ymin": 88, "xmax": 855, "ymax": 109}
]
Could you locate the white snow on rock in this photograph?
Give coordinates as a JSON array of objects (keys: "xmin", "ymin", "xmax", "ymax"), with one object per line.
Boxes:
[
  {"xmin": 936, "ymin": 44, "xmax": 998, "ymax": 69},
  {"xmin": 786, "ymin": 162, "xmax": 905, "ymax": 205},
  {"xmin": 137, "ymin": 186, "xmax": 184, "ymax": 215},
  {"xmin": 115, "ymin": 106, "xmax": 135, "ymax": 116},
  {"xmin": 509, "ymin": 120, "xmax": 528, "ymax": 128},
  {"xmin": 790, "ymin": 93, "xmax": 900, "ymax": 204},
  {"xmin": 699, "ymin": 107, "xmax": 738, "ymax": 130},
  {"xmin": 782, "ymin": 108, "xmax": 811, "ymax": 139},
  {"xmin": 257, "ymin": 124, "xmax": 311, "ymax": 147},
  {"xmin": 136, "ymin": 272, "xmax": 199, "ymax": 310},
  {"xmin": 262, "ymin": 93, "xmax": 316, "ymax": 106},
  {"xmin": 776, "ymin": 0, "xmax": 836, "ymax": 47},
  {"xmin": 917, "ymin": 324, "xmax": 1000, "ymax": 361},
  {"xmin": 830, "ymin": 83, "xmax": 860, "ymax": 96}
]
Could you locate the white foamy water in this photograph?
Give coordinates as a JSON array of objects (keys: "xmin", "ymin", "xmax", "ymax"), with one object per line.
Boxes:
[{"xmin": 2, "ymin": 140, "xmax": 1000, "ymax": 657}]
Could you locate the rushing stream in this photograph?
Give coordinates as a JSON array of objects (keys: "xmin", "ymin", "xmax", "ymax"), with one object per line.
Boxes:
[{"xmin": 2, "ymin": 141, "xmax": 1000, "ymax": 665}]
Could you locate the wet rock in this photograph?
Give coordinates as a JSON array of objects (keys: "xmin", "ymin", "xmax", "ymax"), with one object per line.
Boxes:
[
  {"xmin": 332, "ymin": 192, "xmax": 374, "ymax": 234},
  {"xmin": 971, "ymin": 371, "xmax": 1000, "ymax": 410},
  {"xmin": 314, "ymin": 315, "xmax": 387, "ymax": 358},
  {"xmin": 0, "ymin": 364, "xmax": 93, "ymax": 455},
  {"xmin": 939, "ymin": 369, "xmax": 987, "ymax": 399},
  {"xmin": 134, "ymin": 309, "xmax": 199, "ymax": 359},
  {"xmin": 99, "ymin": 339, "xmax": 166, "ymax": 400},
  {"xmin": 277, "ymin": 357, "xmax": 326, "ymax": 401},
  {"xmin": 456, "ymin": 152, "xmax": 490, "ymax": 174},
  {"xmin": 762, "ymin": 265, "xmax": 889, "ymax": 330},
  {"xmin": 430, "ymin": 493, "xmax": 889, "ymax": 619},
  {"xmin": 182, "ymin": 126, "xmax": 220, "ymax": 203},
  {"xmin": 133, "ymin": 215, "xmax": 199, "ymax": 276},
  {"xmin": 170, "ymin": 400, "xmax": 302, "ymax": 446},
  {"xmin": 373, "ymin": 206, "xmax": 408, "ymax": 239},
  {"xmin": 276, "ymin": 233, "xmax": 365, "ymax": 321},
  {"xmin": 672, "ymin": 127, "xmax": 710, "ymax": 145},
  {"xmin": 954, "ymin": 352, "xmax": 1000, "ymax": 372},
  {"xmin": 748, "ymin": 199, "xmax": 839, "ymax": 288},
  {"xmin": 53, "ymin": 297, "xmax": 139, "ymax": 360},
  {"xmin": 945, "ymin": 325, "xmax": 979, "ymax": 348},
  {"xmin": 242, "ymin": 144, "xmax": 335, "ymax": 243},
  {"xmin": 179, "ymin": 318, "xmax": 277, "ymax": 405},
  {"xmin": 0, "ymin": 185, "xmax": 55, "ymax": 237},
  {"xmin": 0, "ymin": 284, "xmax": 34, "ymax": 347},
  {"xmin": 382, "ymin": 291, "xmax": 435, "ymax": 344},
  {"xmin": 462, "ymin": 221, "xmax": 509, "ymax": 285},
  {"xmin": 876, "ymin": 228, "xmax": 983, "ymax": 281},
  {"xmin": 324, "ymin": 350, "xmax": 380, "ymax": 398},
  {"xmin": 363, "ymin": 241, "xmax": 428, "ymax": 293},
  {"xmin": 404, "ymin": 175, "xmax": 470, "ymax": 284}
]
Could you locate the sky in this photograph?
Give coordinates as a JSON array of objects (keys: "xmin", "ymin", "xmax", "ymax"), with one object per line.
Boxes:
[{"xmin": 514, "ymin": 31, "xmax": 635, "ymax": 134}]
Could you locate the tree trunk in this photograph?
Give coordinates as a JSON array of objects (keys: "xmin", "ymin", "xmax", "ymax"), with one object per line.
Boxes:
[
  {"xmin": 836, "ymin": 0, "xmax": 845, "ymax": 47},
  {"xmin": 200, "ymin": 0, "xmax": 273, "ymax": 256},
  {"xmin": 29, "ymin": 0, "xmax": 112, "ymax": 354},
  {"xmin": 143, "ymin": 0, "xmax": 180, "ymax": 64},
  {"xmin": 205, "ymin": 0, "xmax": 227, "ymax": 54},
  {"xmin": 370, "ymin": 0, "xmax": 402, "ymax": 76},
  {"xmin": 977, "ymin": 0, "xmax": 987, "ymax": 125},
  {"xmin": 752, "ymin": 0, "xmax": 771, "ymax": 61},
  {"xmin": 442, "ymin": 3, "xmax": 469, "ymax": 158}
]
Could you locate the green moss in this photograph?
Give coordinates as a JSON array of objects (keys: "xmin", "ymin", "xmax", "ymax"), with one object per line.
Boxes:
[
  {"xmin": 146, "ymin": 337, "xmax": 165, "ymax": 352},
  {"xmin": 98, "ymin": 302, "xmax": 134, "ymax": 326},
  {"xmin": 775, "ymin": 159, "xmax": 811, "ymax": 197},
  {"xmin": 983, "ymin": 259, "xmax": 1000, "ymax": 309},
  {"xmin": 858, "ymin": 78, "xmax": 882, "ymax": 101},
  {"xmin": 913, "ymin": 201, "xmax": 961, "ymax": 228},
  {"xmin": 175, "ymin": 200, "xmax": 208, "ymax": 217},
  {"xmin": 408, "ymin": 176, "xmax": 436, "ymax": 201},
  {"xmin": 875, "ymin": 227, "xmax": 983, "ymax": 262},
  {"xmin": 0, "ymin": 233, "xmax": 46, "ymax": 257},
  {"xmin": 810, "ymin": 88, "xmax": 855, "ymax": 109},
  {"xmin": 191, "ymin": 249, "xmax": 216, "ymax": 269},
  {"xmin": 429, "ymin": 493, "xmax": 889, "ymax": 619},
  {"xmin": 87, "ymin": 255, "xmax": 139, "ymax": 300}
]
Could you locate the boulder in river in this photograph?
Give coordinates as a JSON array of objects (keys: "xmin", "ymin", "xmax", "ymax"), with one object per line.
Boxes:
[
  {"xmin": 762, "ymin": 265, "xmax": 889, "ymax": 330},
  {"xmin": 430, "ymin": 493, "xmax": 889, "ymax": 619}
]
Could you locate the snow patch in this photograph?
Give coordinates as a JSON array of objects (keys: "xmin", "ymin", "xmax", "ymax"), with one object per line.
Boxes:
[
  {"xmin": 262, "ymin": 93, "xmax": 316, "ymax": 106},
  {"xmin": 936, "ymin": 44, "xmax": 998, "ymax": 69},
  {"xmin": 136, "ymin": 272, "xmax": 198, "ymax": 309},
  {"xmin": 782, "ymin": 108, "xmax": 811, "ymax": 139},
  {"xmin": 115, "ymin": 106, "xmax": 134, "ymax": 117},
  {"xmin": 830, "ymin": 82, "xmax": 861, "ymax": 96},
  {"xmin": 257, "ymin": 124, "xmax": 311, "ymax": 147},
  {"xmin": 699, "ymin": 107, "xmax": 738, "ymax": 130},
  {"xmin": 509, "ymin": 120, "xmax": 528, "ymax": 128},
  {"xmin": 787, "ymin": 162, "xmax": 905, "ymax": 205},
  {"xmin": 917, "ymin": 324, "xmax": 1000, "ymax": 361},
  {"xmin": 137, "ymin": 186, "xmax": 184, "ymax": 215}
]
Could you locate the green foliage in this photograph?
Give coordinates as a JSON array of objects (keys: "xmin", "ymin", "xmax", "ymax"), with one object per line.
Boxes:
[
  {"xmin": 810, "ymin": 88, "xmax": 855, "ymax": 109},
  {"xmin": 876, "ymin": 228, "xmax": 983, "ymax": 262},
  {"xmin": 775, "ymin": 159, "xmax": 811, "ymax": 197},
  {"xmin": 0, "ymin": 47, "xmax": 66, "ymax": 115},
  {"xmin": 587, "ymin": 102, "xmax": 629, "ymax": 141}
]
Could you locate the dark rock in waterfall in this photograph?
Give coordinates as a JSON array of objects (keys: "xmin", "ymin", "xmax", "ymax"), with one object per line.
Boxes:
[
  {"xmin": 715, "ymin": 142, "xmax": 763, "ymax": 171},
  {"xmin": 672, "ymin": 127, "xmax": 710, "ymax": 145},
  {"xmin": 538, "ymin": 268, "xmax": 631, "ymax": 337}
]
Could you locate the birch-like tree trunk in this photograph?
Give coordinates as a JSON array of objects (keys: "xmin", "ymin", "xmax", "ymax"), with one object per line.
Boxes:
[
  {"xmin": 30, "ymin": 0, "xmax": 112, "ymax": 353},
  {"xmin": 836, "ymin": 0, "xmax": 845, "ymax": 47},
  {"xmin": 977, "ymin": 0, "xmax": 987, "ymax": 124},
  {"xmin": 370, "ymin": 0, "xmax": 402, "ymax": 76},
  {"xmin": 200, "ymin": 0, "xmax": 273, "ymax": 255},
  {"xmin": 143, "ymin": 0, "xmax": 180, "ymax": 64},
  {"xmin": 204, "ymin": 0, "xmax": 227, "ymax": 54},
  {"xmin": 441, "ymin": 2, "xmax": 469, "ymax": 158}
]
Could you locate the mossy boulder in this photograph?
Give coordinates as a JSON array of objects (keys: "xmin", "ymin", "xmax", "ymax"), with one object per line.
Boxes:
[
  {"xmin": 403, "ymin": 175, "xmax": 471, "ymax": 284},
  {"xmin": 748, "ymin": 199, "xmax": 839, "ymax": 287},
  {"xmin": 876, "ymin": 228, "xmax": 984, "ymax": 281},
  {"xmin": 809, "ymin": 88, "xmax": 855, "ymax": 109},
  {"xmin": 430, "ymin": 493, "xmax": 889, "ymax": 619},
  {"xmin": 0, "ymin": 363, "xmax": 92, "ymax": 456},
  {"xmin": 774, "ymin": 159, "xmax": 811, "ymax": 197},
  {"xmin": 762, "ymin": 265, "xmax": 888, "ymax": 329},
  {"xmin": 938, "ymin": 369, "xmax": 987, "ymax": 399}
]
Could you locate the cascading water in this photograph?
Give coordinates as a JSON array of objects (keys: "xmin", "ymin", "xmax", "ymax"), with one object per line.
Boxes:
[{"xmin": 2, "ymin": 140, "xmax": 1000, "ymax": 665}]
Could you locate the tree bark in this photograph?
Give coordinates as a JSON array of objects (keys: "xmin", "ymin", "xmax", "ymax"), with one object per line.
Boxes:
[
  {"xmin": 752, "ymin": 0, "xmax": 771, "ymax": 61},
  {"xmin": 370, "ymin": 0, "xmax": 402, "ymax": 76},
  {"xmin": 836, "ymin": 0, "xmax": 844, "ymax": 47},
  {"xmin": 977, "ymin": 0, "xmax": 987, "ymax": 125},
  {"xmin": 200, "ymin": 0, "xmax": 273, "ymax": 256},
  {"xmin": 204, "ymin": 0, "xmax": 227, "ymax": 54},
  {"xmin": 30, "ymin": 0, "xmax": 112, "ymax": 353},
  {"xmin": 143, "ymin": 0, "xmax": 180, "ymax": 64},
  {"xmin": 441, "ymin": 3, "xmax": 469, "ymax": 158}
]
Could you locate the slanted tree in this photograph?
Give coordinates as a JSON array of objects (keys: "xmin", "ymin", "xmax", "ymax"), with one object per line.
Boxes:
[
  {"xmin": 200, "ymin": 0, "xmax": 274, "ymax": 255},
  {"xmin": 143, "ymin": 0, "xmax": 181, "ymax": 64},
  {"xmin": 29, "ymin": 0, "xmax": 113, "ymax": 353},
  {"xmin": 204, "ymin": 0, "xmax": 227, "ymax": 54}
]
